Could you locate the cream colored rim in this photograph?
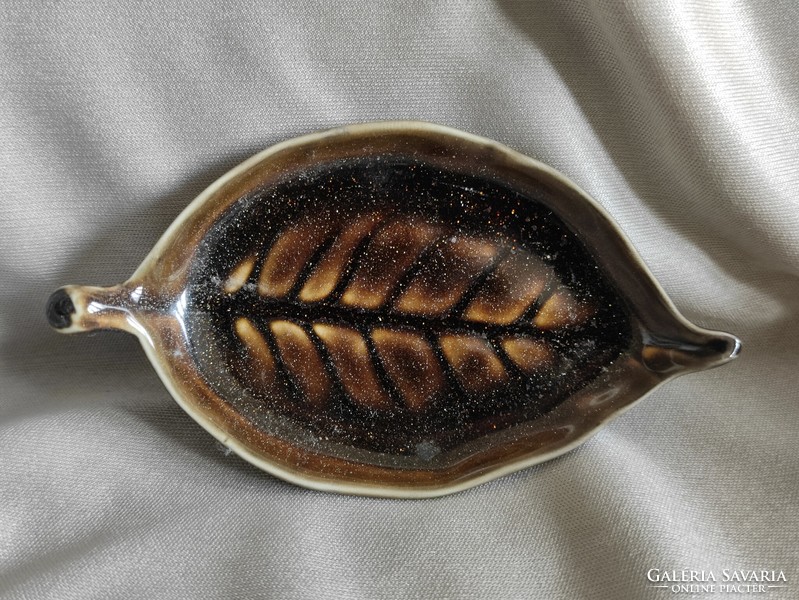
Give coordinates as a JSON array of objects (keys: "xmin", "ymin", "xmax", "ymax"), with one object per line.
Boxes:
[{"xmin": 121, "ymin": 122, "xmax": 734, "ymax": 498}]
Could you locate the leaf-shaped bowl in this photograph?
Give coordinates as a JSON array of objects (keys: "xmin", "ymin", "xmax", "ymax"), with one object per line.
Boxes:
[{"xmin": 47, "ymin": 122, "xmax": 740, "ymax": 498}]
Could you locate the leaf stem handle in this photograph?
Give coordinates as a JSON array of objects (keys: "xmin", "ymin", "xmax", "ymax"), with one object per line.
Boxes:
[{"xmin": 46, "ymin": 284, "xmax": 141, "ymax": 335}]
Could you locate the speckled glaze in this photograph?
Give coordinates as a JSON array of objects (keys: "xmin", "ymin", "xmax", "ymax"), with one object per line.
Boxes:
[{"xmin": 47, "ymin": 122, "xmax": 740, "ymax": 498}]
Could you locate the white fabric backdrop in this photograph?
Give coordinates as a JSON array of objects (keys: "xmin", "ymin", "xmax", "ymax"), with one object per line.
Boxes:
[{"xmin": 1, "ymin": 1, "xmax": 797, "ymax": 598}]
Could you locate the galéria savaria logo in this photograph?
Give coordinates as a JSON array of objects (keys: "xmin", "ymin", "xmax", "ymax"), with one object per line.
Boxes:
[{"xmin": 646, "ymin": 569, "xmax": 788, "ymax": 594}]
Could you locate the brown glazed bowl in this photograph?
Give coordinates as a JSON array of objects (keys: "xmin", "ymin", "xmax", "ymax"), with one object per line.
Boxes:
[{"xmin": 46, "ymin": 122, "xmax": 740, "ymax": 498}]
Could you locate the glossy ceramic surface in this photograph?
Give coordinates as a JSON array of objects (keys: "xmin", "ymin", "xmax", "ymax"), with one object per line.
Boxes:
[{"xmin": 47, "ymin": 122, "xmax": 740, "ymax": 497}]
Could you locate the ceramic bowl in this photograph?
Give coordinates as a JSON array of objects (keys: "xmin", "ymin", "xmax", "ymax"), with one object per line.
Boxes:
[{"xmin": 47, "ymin": 122, "xmax": 740, "ymax": 497}]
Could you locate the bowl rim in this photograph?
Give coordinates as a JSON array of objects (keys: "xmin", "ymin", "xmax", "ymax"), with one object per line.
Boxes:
[{"xmin": 118, "ymin": 121, "xmax": 739, "ymax": 497}]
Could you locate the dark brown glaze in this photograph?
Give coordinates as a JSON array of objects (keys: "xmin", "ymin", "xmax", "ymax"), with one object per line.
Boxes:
[
  {"xmin": 341, "ymin": 217, "xmax": 442, "ymax": 310},
  {"xmin": 371, "ymin": 328, "xmax": 445, "ymax": 412},
  {"xmin": 186, "ymin": 158, "xmax": 632, "ymax": 457},
  {"xmin": 47, "ymin": 123, "xmax": 740, "ymax": 495},
  {"xmin": 463, "ymin": 251, "xmax": 550, "ymax": 325},
  {"xmin": 313, "ymin": 323, "xmax": 394, "ymax": 411}
]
